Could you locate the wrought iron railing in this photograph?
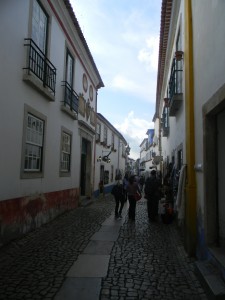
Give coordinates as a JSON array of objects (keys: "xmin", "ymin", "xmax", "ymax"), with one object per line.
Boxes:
[
  {"xmin": 169, "ymin": 58, "xmax": 183, "ymax": 100},
  {"xmin": 62, "ymin": 81, "xmax": 79, "ymax": 114},
  {"xmin": 24, "ymin": 39, "xmax": 56, "ymax": 94}
]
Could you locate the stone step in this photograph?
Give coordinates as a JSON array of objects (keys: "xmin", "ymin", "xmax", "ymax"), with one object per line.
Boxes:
[{"xmin": 195, "ymin": 261, "xmax": 225, "ymax": 299}]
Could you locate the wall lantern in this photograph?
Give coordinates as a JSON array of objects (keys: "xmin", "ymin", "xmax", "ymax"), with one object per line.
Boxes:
[
  {"xmin": 125, "ymin": 144, "xmax": 131, "ymax": 155},
  {"xmin": 97, "ymin": 151, "xmax": 111, "ymax": 163},
  {"xmin": 175, "ymin": 50, "xmax": 183, "ymax": 61},
  {"xmin": 164, "ymin": 97, "xmax": 169, "ymax": 107}
]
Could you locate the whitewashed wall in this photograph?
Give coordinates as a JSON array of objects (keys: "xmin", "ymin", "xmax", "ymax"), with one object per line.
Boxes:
[
  {"xmin": 94, "ymin": 115, "xmax": 127, "ymax": 195},
  {"xmin": 0, "ymin": 0, "xmax": 100, "ymax": 200},
  {"xmin": 160, "ymin": 0, "xmax": 186, "ymax": 168},
  {"xmin": 192, "ymin": 0, "xmax": 225, "ymax": 210}
]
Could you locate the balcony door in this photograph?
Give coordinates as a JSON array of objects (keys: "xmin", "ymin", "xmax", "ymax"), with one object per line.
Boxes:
[
  {"xmin": 217, "ymin": 109, "xmax": 225, "ymax": 248},
  {"xmin": 80, "ymin": 138, "xmax": 91, "ymax": 197},
  {"xmin": 32, "ymin": 0, "xmax": 48, "ymax": 54},
  {"xmin": 66, "ymin": 50, "xmax": 74, "ymax": 88}
]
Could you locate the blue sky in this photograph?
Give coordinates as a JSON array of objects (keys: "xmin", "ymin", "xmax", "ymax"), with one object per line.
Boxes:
[{"xmin": 70, "ymin": 0, "xmax": 161, "ymax": 159}]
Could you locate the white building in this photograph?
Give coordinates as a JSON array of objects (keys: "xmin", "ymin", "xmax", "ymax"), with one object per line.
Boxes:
[
  {"xmin": 155, "ymin": 0, "xmax": 225, "ymax": 291},
  {"xmin": 139, "ymin": 128, "xmax": 161, "ymax": 180},
  {"xmin": 0, "ymin": 0, "xmax": 103, "ymax": 245},
  {"xmin": 94, "ymin": 113, "xmax": 128, "ymax": 196}
]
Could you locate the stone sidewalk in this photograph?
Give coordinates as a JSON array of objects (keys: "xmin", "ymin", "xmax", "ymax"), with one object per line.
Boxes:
[{"xmin": 0, "ymin": 196, "xmax": 208, "ymax": 300}]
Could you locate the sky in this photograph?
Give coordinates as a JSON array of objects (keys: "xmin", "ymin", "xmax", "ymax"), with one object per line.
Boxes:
[{"xmin": 70, "ymin": 0, "xmax": 162, "ymax": 159}]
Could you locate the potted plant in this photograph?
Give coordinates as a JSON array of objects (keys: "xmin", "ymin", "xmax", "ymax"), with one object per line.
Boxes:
[
  {"xmin": 175, "ymin": 50, "xmax": 183, "ymax": 61},
  {"xmin": 164, "ymin": 98, "xmax": 169, "ymax": 107}
]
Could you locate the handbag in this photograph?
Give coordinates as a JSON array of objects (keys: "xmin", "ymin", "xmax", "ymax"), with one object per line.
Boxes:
[{"xmin": 134, "ymin": 191, "xmax": 142, "ymax": 201}]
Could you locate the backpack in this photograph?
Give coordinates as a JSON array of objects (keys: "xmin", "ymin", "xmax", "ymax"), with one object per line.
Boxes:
[
  {"xmin": 144, "ymin": 177, "xmax": 160, "ymax": 196},
  {"xmin": 111, "ymin": 183, "xmax": 124, "ymax": 199}
]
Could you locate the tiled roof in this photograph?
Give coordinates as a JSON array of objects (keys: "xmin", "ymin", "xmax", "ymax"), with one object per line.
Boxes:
[
  {"xmin": 155, "ymin": 0, "xmax": 173, "ymax": 118},
  {"xmin": 63, "ymin": 0, "xmax": 104, "ymax": 89}
]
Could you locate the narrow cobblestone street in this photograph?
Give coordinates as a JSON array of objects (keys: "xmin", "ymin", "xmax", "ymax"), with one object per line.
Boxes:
[
  {"xmin": 100, "ymin": 200, "xmax": 207, "ymax": 300},
  {"xmin": 0, "ymin": 196, "xmax": 208, "ymax": 300}
]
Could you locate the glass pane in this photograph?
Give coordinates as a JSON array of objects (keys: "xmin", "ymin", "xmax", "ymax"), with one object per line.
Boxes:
[
  {"xmin": 32, "ymin": 0, "xmax": 47, "ymax": 53},
  {"xmin": 66, "ymin": 53, "xmax": 74, "ymax": 86},
  {"xmin": 24, "ymin": 144, "xmax": 41, "ymax": 171}
]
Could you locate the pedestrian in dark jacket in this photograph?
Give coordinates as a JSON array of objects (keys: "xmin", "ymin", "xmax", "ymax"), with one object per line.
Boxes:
[
  {"xmin": 144, "ymin": 170, "xmax": 161, "ymax": 221},
  {"xmin": 123, "ymin": 174, "xmax": 129, "ymax": 201},
  {"xmin": 139, "ymin": 176, "xmax": 145, "ymax": 192},
  {"xmin": 127, "ymin": 175, "xmax": 141, "ymax": 221},
  {"xmin": 111, "ymin": 179, "xmax": 125, "ymax": 218}
]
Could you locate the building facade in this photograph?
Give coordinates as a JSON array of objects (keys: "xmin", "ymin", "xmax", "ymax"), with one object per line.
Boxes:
[
  {"xmin": 94, "ymin": 113, "xmax": 128, "ymax": 196},
  {"xmin": 0, "ymin": 0, "xmax": 103, "ymax": 245},
  {"xmin": 155, "ymin": 0, "xmax": 225, "ymax": 287}
]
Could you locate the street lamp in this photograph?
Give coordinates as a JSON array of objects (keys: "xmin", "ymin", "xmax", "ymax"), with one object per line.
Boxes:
[
  {"xmin": 97, "ymin": 150, "xmax": 111, "ymax": 163},
  {"xmin": 125, "ymin": 144, "xmax": 131, "ymax": 155}
]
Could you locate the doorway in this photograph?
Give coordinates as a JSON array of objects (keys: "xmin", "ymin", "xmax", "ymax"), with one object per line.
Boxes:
[
  {"xmin": 217, "ymin": 109, "xmax": 225, "ymax": 248},
  {"xmin": 80, "ymin": 138, "xmax": 91, "ymax": 196},
  {"xmin": 204, "ymin": 92, "xmax": 225, "ymax": 249}
]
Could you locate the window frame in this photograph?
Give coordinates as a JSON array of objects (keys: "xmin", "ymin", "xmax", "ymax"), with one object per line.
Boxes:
[
  {"xmin": 21, "ymin": 105, "xmax": 47, "ymax": 179},
  {"xmin": 66, "ymin": 49, "xmax": 74, "ymax": 88},
  {"xmin": 111, "ymin": 133, "xmax": 115, "ymax": 149},
  {"xmin": 111, "ymin": 165, "xmax": 114, "ymax": 182},
  {"xmin": 31, "ymin": 0, "xmax": 48, "ymax": 55},
  {"xmin": 96, "ymin": 123, "xmax": 101, "ymax": 142},
  {"xmin": 103, "ymin": 126, "xmax": 107, "ymax": 145},
  {"xmin": 60, "ymin": 127, "xmax": 72, "ymax": 177}
]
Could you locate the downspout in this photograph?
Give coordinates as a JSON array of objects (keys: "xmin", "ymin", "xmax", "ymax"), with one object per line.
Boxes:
[
  {"xmin": 184, "ymin": 0, "xmax": 197, "ymax": 256},
  {"xmin": 117, "ymin": 138, "xmax": 120, "ymax": 174},
  {"xmin": 93, "ymin": 91, "xmax": 98, "ymax": 196}
]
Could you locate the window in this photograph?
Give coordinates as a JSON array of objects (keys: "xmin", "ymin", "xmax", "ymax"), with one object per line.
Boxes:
[
  {"xmin": 90, "ymin": 108, "xmax": 95, "ymax": 126},
  {"xmin": 162, "ymin": 106, "xmax": 169, "ymax": 137},
  {"xmin": 62, "ymin": 50, "xmax": 78, "ymax": 114},
  {"xmin": 32, "ymin": 0, "xmax": 48, "ymax": 54},
  {"xmin": 23, "ymin": 0, "xmax": 56, "ymax": 96},
  {"xmin": 24, "ymin": 114, "xmax": 44, "ymax": 171},
  {"xmin": 21, "ymin": 106, "xmax": 46, "ymax": 179},
  {"xmin": 60, "ymin": 131, "xmax": 71, "ymax": 174},
  {"xmin": 177, "ymin": 148, "xmax": 183, "ymax": 171},
  {"xmin": 103, "ymin": 126, "xmax": 107, "ymax": 145},
  {"xmin": 111, "ymin": 165, "xmax": 114, "ymax": 182},
  {"xmin": 175, "ymin": 28, "xmax": 183, "ymax": 94},
  {"xmin": 104, "ymin": 170, "xmax": 109, "ymax": 184},
  {"xmin": 111, "ymin": 133, "xmax": 115, "ymax": 149},
  {"xmin": 176, "ymin": 29, "xmax": 181, "ymax": 52},
  {"xmin": 96, "ymin": 123, "xmax": 101, "ymax": 142},
  {"xmin": 66, "ymin": 50, "xmax": 74, "ymax": 87}
]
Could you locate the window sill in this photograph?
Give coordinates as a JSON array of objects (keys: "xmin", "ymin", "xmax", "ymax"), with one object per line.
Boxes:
[
  {"xmin": 59, "ymin": 171, "xmax": 71, "ymax": 177},
  {"xmin": 61, "ymin": 105, "xmax": 78, "ymax": 120},
  {"xmin": 23, "ymin": 73, "xmax": 55, "ymax": 102},
  {"xmin": 21, "ymin": 171, "xmax": 44, "ymax": 179}
]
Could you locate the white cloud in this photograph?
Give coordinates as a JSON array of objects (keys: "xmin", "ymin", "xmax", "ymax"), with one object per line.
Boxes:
[
  {"xmin": 114, "ymin": 111, "xmax": 154, "ymax": 159},
  {"xmin": 109, "ymin": 72, "xmax": 157, "ymax": 104},
  {"xmin": 111, "ymin": 74, "xmax": 141, "ymax": 93},
  {"xmin": 70, "ymin": 0, "xmax": 161, "ymax": 158},
  {"xmin": 138, "ymin": 36, "xmax": 159, "ymax": 72}
]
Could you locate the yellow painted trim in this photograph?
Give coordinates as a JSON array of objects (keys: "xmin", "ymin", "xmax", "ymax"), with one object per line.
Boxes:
[{"xmin": 184, "ymin": 0, "xmax": 197, "ymax": 256}]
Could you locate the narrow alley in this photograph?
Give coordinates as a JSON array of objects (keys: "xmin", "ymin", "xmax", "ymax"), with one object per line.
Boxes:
[{"xmin": 0, "ymin": 196, "xmax": 208, "ymax": 300}]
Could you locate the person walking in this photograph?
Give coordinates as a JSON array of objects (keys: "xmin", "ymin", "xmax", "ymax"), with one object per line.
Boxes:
[
  {"xmin": 123, "ymin": 173, "xmax": 129, "ymax": 201},
  {"xmin": 111, "ymin": 178, "xmax": 125, "ymax": 218},
  {"xmin": 144, "ymin": 170, "xmax": 161, "ymax": 221},
  {"xmin": 139, "ymin": 175, "xmax": 145, "ymax": 192},
  {"xmin": 127, "ymin": 175, "xmax": 141, "ymax": 221}
]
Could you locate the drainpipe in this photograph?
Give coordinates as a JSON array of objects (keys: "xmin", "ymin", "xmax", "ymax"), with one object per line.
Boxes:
[
  {"xmin": 93, "ymin": 91, "xmax": 98, "ymax": 196},
  {"xmin": 184, "ymin": 0, "xmax": 197, "ymax": 256}
]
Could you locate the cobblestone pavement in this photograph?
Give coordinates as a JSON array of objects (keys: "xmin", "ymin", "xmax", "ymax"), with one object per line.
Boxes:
[
  {"xmin": 100, "ymin": 200, "xmax": 208, "ymax": 300},
  {"xmin": 0, "ymin": 196, "xmax": 208, "ymax": 300},
  {"xmin": 0, "ymin": 197, "xmax": 114, "ymax": 300}
]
